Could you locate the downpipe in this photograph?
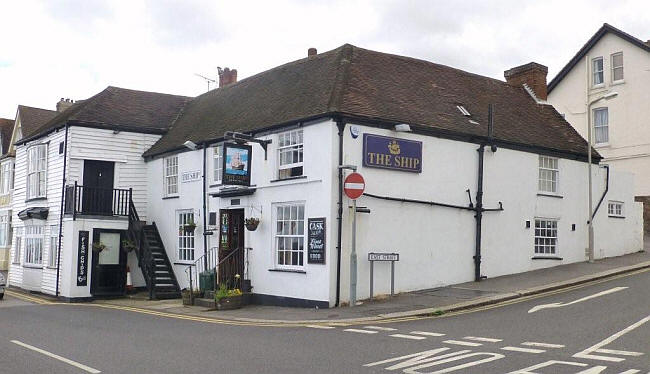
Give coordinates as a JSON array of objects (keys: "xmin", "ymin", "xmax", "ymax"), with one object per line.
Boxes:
[
  {"xmin": 335, "ymin": 118, "xmax": 345, "ymax": 307},
  {"xmin": 55, "ymin": 123, "xmax": 69, "ymax": 297}
]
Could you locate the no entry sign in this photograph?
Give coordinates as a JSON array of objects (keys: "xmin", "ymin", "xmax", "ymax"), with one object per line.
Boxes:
[{"xmin": 344, "ymin": 172, "xmax": 365, "ymax": 200}]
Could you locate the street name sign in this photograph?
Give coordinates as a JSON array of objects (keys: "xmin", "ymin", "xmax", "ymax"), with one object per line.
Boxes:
[{"xmin": 368, "ymin": 252, "xmax": 399, "ymax": 261}]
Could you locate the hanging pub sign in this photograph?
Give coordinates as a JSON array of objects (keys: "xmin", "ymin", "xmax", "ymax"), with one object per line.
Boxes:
[
  {"xmin": 363, "ymin": 133, "xmax": 422, "ymax": 173},
  {"xmin": 77, "ymin": 230, "xmax": 89, "ymax": 286},
  {"xmin": 222, "ymin": 143, "xmax": 252, "ymax": 186},
  {"xmin": 307, "ymin": 217, "xmax": 326, "ymax": 264}
]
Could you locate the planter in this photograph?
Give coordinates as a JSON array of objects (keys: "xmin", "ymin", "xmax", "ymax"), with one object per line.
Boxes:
[
  {"xmin": 182, "ymin": 289, "xmax": 203, "ymax": 306},
  {"xmin": 245, "ymin": 222, "xmax": 259, "ymax": 231},
  {"xmin": 216, "ymin": 295, "xmax": 243, "ymax": 310}
]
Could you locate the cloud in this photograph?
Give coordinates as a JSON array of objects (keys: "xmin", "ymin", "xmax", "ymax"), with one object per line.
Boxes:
[{"xmin": 144, "ymin": 0, "xmax": 225, "ymax": 48}]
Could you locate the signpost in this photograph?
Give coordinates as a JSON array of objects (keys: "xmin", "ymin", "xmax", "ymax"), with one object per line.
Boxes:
[
  {"xmin": 344, "ymin": 172, "xmax": 365, "ymax": 306},
  {"xmin": 368, "ymin": 252, "xmax": 399, "ymax": 300}
]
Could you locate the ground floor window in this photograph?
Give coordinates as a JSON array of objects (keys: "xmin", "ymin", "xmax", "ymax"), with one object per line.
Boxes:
[
  {"xmin": 12, "ymin": 227, "xmax": 22, "ymax": 264},
  {"xmin": 534, "ymin": 219, "xmax": 558, "ymax": 256},
  {"xmin": 48, "ymin": 225, "xmax": 59, "ymax": 267},
  {"xmin": 177, "ymin": 210, "xmax": 195, "ymax": 262},
  {"xmin": 24, "ymin": 225, "xmax": 44, "ymax": 266},
  {"xmin": 0, "ymin": 211, "xmax": 11, "ymax": 247},
  {"xmin": 608, "ymin": 201, "xmax": 624, "ymax": 218},
  {"xmin": 275, "ymin": 203, "xmax": 305, "ymax": 267}
]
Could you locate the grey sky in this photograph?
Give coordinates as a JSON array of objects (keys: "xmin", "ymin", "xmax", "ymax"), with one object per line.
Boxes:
[{"xmin": 1, "ymin": 0, "xmax": 649, "ymax": 119}]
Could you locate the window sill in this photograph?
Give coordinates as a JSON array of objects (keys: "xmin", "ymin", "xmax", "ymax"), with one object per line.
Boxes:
[
  {"xmin": 270, "ymin": 175, "xmax": 307, "ymax": 183},
  {"xmin": 594, "ymin": 142, "xmax": 610, "ymax": 148},
  {"xmin": 23, "ymin": 264, "xmax": 43, "ymax": 269},
  {"xmin": 608, "ymin": 215, "xmax": 625, "ymax": 219},
  {"xmin": 25, "ymin": 197, "xmax": 47, "ymax": 203},
  {"xmin": 173, "ymin": 261, "xmax": 194, "ymax": 266},
  {"xmin": 46, "ymin": 266, "xmax": 58, "ymax": 270},
  {"xmin": 209, "ymin": 183, "xmax": 223, "ymax": 188},
  {"xmin": 162, "ymin": 195, "xmax": 179, "ymax": 200},
  {"xmin": 611, "ymin": 79, "xmax": 625, "ymax": 86},
  {"xmin": 531, "ymin": 256, "xmax": 563, "ymax": 261},
  {"xmin": 591, "ymin": 83, "xmax": 605, "ymax": 90},
  {"xmin": 268, "ymin": 268, "xmax": 306, "ymax": 274},
  {"xmin": 537, "ymin": 193, "xmax": 563, "ymax": 199}
]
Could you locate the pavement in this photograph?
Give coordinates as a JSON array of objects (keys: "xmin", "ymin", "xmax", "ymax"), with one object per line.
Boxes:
[{"xmin": 90, "ymin": 249, "xmax": 650, "ymax": 324}]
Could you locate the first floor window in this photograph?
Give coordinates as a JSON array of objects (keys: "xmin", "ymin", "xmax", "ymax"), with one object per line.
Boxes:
[
  {"xmin": 48, "ymin": 225, "xmax": 59, "ymax": 267},
  {"xmin": 275, "ymin": 203, "xmax": 305, "ymax": 267},
  {"xmin": 608, "ymin": 201, "xmax": 624, "ymax": 217},
  {"xmin": 164, "ymin": 155, "xmax": 178, "ymax": 197},
  {"xmin": 26, "ymin": 144, "xmax": 47, "ymax": 199},
  {"xmin": 0, "ymin": 161, "xmax": 13, "ymax": 194},
  {"xmin": 534, "ymin": 219, "xmax": 558, "ymax": 255},
  {"xmin": 592, "ymin": 57, "xmax": 604, "ymax": 85},
  {"xmin": 24, "ymin": 225, "xmax": 44, "ymax": 266},
  {"xmin": 213, "ymin": 145, "xmax": 223, "ymax": 183},
  {"xmin": 538, "ymin": 155, "xmax": 559, "ymax": 193},
  {"xmin": 0, "ymin": 211, "xmax": 11, "ymax": 247},
  {"xmin": 611, "ymin": 52, "xmax": 624, "ymax": 82},
  {"xmin": 278, "ymin": 130, "xmax": 304, "ymax": 179},
  {"xmin": 12, "ymin": 227, "xmax": 22, "ymax": 264},
  {"xmin": 177, "ymin": 210, "xmax": 195, "ymax": 261},
  {"xmin": 593, "ymin": 108, "xmax": 609, "ymax": 144}
]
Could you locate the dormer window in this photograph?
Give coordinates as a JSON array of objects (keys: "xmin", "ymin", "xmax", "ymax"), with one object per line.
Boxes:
[{"xmin": 456, "ymin": 105, "xmax": 471, "ymax": 117}]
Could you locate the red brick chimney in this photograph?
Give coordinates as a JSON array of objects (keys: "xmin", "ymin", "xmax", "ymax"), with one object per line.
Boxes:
[
  {"xmin": 504, "ymin": 62, "xmax": 548, "ymax": 101},
  {"xmin": 218, "ymin": 67, "xmax": 238, "ymax": 88},
  {"xmin": 308, "ymin": 47, "xmax": 317, "ymax": 57}
]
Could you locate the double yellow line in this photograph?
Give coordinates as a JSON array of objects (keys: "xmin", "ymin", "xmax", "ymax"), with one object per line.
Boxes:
[{"xmin": 5, "ymin": 290, "xmax": 53, "ymax": 305}]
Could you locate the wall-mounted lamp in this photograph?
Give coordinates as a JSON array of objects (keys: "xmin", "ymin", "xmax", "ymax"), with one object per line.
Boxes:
[
  {"xmin": 394, "ymin": 123, "xmax": 411, "ymax": 132},
  {"xmin": 183, "ymin": 140, "xmax": 198, "ymax": 150}
]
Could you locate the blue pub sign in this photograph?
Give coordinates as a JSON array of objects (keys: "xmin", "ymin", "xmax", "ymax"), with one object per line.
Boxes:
[{"xmin": 362, "ymin": 134, "xmax": 422, "ymax": 173}]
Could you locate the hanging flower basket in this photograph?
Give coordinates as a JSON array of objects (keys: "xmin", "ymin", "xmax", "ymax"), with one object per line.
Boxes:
[
  {"xmin": 183, "ymin": 220, "xmax": 197, "ymax": 234},
  {"xmin": 92, "ymin": 242, "xmax": 107, "ymax": 253},
  {"xmin": 121, "ymin": 239, "xmax": 137, "ymax": 253},
  {"xmin": 244, "ymin": 217, "xmax": 260, "ymax": 231}
]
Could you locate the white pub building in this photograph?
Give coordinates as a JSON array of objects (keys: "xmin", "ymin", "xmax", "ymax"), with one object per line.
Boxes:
[{"xmin": 6, "ymin": 45, "xmax": 643, "ymax": 307}]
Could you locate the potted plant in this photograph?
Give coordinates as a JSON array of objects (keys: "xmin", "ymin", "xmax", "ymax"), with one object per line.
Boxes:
[
  {"xmin": 245, "ymin": 217, "xmax": 260, "ymax": 231},
  {"xmin": 184, "ymin": 219, "xmax": 197, "ymax": 234},
  {"xmin": 215, "ymin": 282, "xmax": 243, "ymax": 310},
  {"xmin": 92, "ymin": 242, "xmax": 107, "ymax": 253},
  {"xmin": 122, "ymin": 239, "xmax": 137, "ymax": 253}
]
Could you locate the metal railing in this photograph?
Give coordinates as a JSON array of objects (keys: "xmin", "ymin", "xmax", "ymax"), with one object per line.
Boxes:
[
  {"xmin": 186, "ymin": 246, "xmax": 248, "ymax": 293},
  {"xmin": 64, "ymin": 182, "xmax": 132, "ymax": 218}
]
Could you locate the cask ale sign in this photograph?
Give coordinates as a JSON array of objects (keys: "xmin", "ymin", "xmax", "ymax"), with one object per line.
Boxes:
[
  {"xmin": 307, "ymin": 217, "xmax": 326, "ymax": 264},
  {"xmin": 363, "ymin": 134, "xmax": 422, "ymax": 173}
]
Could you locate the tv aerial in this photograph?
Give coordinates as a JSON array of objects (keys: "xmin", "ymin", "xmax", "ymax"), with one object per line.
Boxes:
[{"xmin": 195, "ymin": 73, "xmax": 216, "ymax": 91}]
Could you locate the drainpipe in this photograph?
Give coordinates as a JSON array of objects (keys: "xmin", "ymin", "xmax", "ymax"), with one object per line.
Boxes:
[
  {"xmin": 474, "ymin": 105, "xmax": 494, "ymax": 282},
  {"xmin": 202, "ymin": 145, "xmax": 208, "ymax": 272},
  {"xmin": 592, "ymin": 165, "xmax": 610, "ymax": 219},
  {"xmin": 55, "ymin": 123, "xmax": 69, "ymax": 297},
  {"xmin": 335, "ymin": 118, "xmax": 345, "ymax": 307}
]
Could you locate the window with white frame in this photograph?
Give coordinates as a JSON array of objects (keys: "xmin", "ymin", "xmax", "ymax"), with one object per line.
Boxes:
[
  {"xmin": 48, "ymin": 225, "xmax": 59, "ymax": 267},
  {"xmin": 12, "ymin": 227, "xmax": 22, "ymax": 264},
  {"xmin": 608, "ymin": 201, "xmax": 624, "ymax": 218},
  {"xmin": 0, "ymin": 211, "xmax": 11, "ymax": 247},
  {"xmin": 213, "ymin": 146, "xmax": 223, "ymax": 183},
  {"xmin": 611, "ymin": 52, "xmax": 624, "ymax": 82},
  {"xmin": 593, "ymin": 108, "xmax": 609, "ymax": 144},
  {"xmin": 534, "ymin": 219, "xmax": 558, "ymax": 255},
  {"xmin": 538, "ymin": 156, "xmax": 559, "ymax": 193},
  {"xmin": 278, "ymin": 130, "xmax": 304, "ymax": 179},
  {"xmin": 592, "ymin": 57, "xmax": 604, "ymax": 85},
  {"xmin": 24, "ymin": 224, "xmax": 43, "ymax": 266},
  {"xmin": 26, "ymin": 144, "xmax": 47, "ymax": 199},
  {"xmin": 177, "ymin": 210, "xmax": 195, "ymax": 261},
  {"xmin": 163, "ymin": 155, "xmax": 178, "ymax": 197},
  {"xmin": 275, "ymin": 203, "xmax": 305, "ymax": 267},
  {"xmin": 0, "ymin": 161, "xmax": 13, "ymax": 195}
]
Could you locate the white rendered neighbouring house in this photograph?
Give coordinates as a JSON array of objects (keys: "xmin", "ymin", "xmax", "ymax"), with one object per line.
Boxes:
[{"xmin": 546, "ymin": 23, "xmax": 650, "ymax": 233}]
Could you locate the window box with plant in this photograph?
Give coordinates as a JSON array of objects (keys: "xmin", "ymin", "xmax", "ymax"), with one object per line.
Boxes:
[{"xmin": 183, "ymin": 219, "xmax": 197, "ymax": 234}]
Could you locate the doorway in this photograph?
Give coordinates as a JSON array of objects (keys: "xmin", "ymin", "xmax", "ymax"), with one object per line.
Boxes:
[
  {"xmin": 91, "ymin": 229, "xmax": 126, "ymax": 296},
  {"xmin": 218, "ymin": 209, "xmax": 245, "ymax": 287},
  {"xmin": 82, "ymin": 160, "xmax": 115, "ymax": 215}
]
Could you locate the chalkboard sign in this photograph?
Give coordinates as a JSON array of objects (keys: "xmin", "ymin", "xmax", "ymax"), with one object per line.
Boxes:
[
  {"xmin": 77, "ymin": 230, "xmax": 89, "ymax": 286},
  {"xmin": 307, "ymin": 217, "xmax": 326, "ymax": 264}
]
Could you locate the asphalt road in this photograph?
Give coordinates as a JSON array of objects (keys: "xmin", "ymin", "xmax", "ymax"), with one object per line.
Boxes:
[{"xmin": 1, "ymin": 269, "xmax": 649, "ymax": 373}]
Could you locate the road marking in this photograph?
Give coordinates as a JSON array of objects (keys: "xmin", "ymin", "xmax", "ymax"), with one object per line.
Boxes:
[
  {"xmin": 464, "ymin": 336, "xmax": 502, "ymax": 343},
  {"xmin": 5, "ymin": 290, "xmax": 52, "ymax": 305},
  {"xmin": 344, "ymin": 328, "xmax": 378, "ymax": 334},
  {"xmin": 389, "ymin": 334, "xmax": 426, "ymax": 340},
  {"xmin": 521, "ymin": 342, "xmax": 565, "ymax": 349},
  {"xmin": 594, "ymin": 348, "xmax": 643, "ymax": 356},
  {"xmin": 411, "ymin": 331, "xmax": 446, "ymax": 337},
  {"xmin": 305, "ymin": 325, "xmax": 335, "ymax": 329},
  {"xmin": 501, "ymin": 346, "xmax": 546, "ymax": 354},
  {"xmin": 528, "ymin": 287, "xmax": 628, "ymax": 313},
  {"xmin": 364, "ymin": 348, "xmax": 504, "ymax": 372},
  {"xmin": 365, "ymin": 326, "xmax": 398, "ymax": 331},
  {"xmin": 11, "ymin": 340, "xmax": 101, "ymax": 373},
  {"xmin": 443, "ymin": 340, "xmax": 482, "ymax": 347},
  {"xmin": 574, "ymin": 315, "xmax": 650, "ymax": 362}
]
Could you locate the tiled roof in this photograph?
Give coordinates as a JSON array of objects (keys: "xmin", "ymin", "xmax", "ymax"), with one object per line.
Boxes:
[
  {"xmin": 144, "ymin": 44, "xmax": 594, "ymax": 161},
  {"xmin": 20, "ymin": 86, "xmax": 192, "ymax": 144},
  {"xmin": 17, "ymin": 105, "xmax": 57, "ymax": 138},
  {"xmin": 0, "ymin": 118, "xmax": 14, "ymax": 156}
]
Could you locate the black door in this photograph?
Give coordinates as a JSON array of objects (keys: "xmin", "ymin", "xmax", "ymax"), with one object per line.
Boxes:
[
  {"xmin": 82, "ymin": 160, "xmax": 115, "ymax": 215},
  {"xmin": 91, "ymin": 229, "xmax": 126, "ymax": 296},
  {"xmin": 218, "ymin": 209, "xmax": 245, "ymax": 287}
]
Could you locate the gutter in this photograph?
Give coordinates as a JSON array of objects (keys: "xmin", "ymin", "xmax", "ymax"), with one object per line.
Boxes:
[
  {"xmin": 335, "ymin": 118, "xmax": 345, "ymax": 307},
  {"xmin": 55, "ymin": 123, "xmax": 69, "ymax": 297}
]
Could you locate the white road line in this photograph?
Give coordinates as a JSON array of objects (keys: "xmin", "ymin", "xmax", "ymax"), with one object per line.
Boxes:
[
  {"xmin": 521, "ymin": 342, "xmax": 565, "ymax": 349},
  {"xmin": 11, "ymin": 340, "xmax": 101, "ymax": 373},
  {"xmin": 501, "ymin": 346, "xmax": 546, "ymax": 354},
  {"xmin": 528, "ymin": 286, "xmax": 628, "ymax": 313},
  {"xmin": 410, "ymin": 331, "xmax": 446, "ymax": 337},
  {"xmin": 364, "ymin": 326, "xmax": 398, "ymax": 331},
  {"xmin": 464, "ymin": 336, "xmax": 503, "ymax": 343},
  {"xmin": 305, "ymin": 325, "xmax": 335, "ymax": 329},
  {"xmin": 617, "ymin": 370, "xmax": 641, "ymax": 374},
  {"xmin": 594, "ymin": 348, "xmax": 643, "ymax": 356},
  {"xmin": 389, "ymin": 334, "xmax": 426, "ymax": 340},
  {"xmin": 442, "ymin": 340, "xmax": 483, "ymax": 347},
  {"xmin": 574, "ymin": 315, "xmax": 650, "ymax": 362},
  {"xmin": 344, "ymin": 329, "xmax": 378, "ymax": 334}
]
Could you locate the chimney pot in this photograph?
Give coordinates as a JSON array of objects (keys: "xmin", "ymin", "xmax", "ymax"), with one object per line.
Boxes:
[
  {"xmin": 56, "ymin": 97, "xmax": 75, "ymax": 112},
  {"xmin": 308, "ymin": 47, "xmax": 317, "ymax": 57},
  {"xmin": 504, "ymin": 62, "xmax": 548, "ymax": 101},
  {"xmin": 218, "ymin": 66, "xmax": 238, "ymax": 88}
]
